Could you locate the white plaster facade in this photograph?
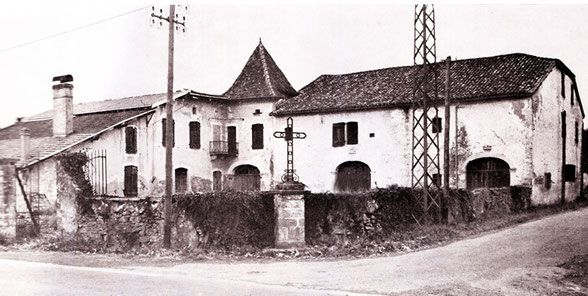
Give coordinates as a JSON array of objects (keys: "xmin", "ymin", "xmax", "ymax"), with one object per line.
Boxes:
[{"xmin": 10, "ymin": 52, "xmax": 584, "ymax": 207}]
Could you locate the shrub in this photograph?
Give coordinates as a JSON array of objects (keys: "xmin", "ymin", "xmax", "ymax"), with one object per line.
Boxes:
[{"xmin": 175, "ymin": 192, "xmax": 274, "ymax": 249}]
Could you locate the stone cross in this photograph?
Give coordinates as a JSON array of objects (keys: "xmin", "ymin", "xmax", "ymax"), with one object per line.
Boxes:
[{"xmin": 273, "ymin": 117, "xmax": 306, "ymax": 183}]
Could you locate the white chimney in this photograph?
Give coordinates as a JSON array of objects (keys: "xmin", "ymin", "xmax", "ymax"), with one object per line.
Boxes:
[
  {"xmin": 52, "ymin": 75, "xmax": 74, "ymax": 137},
  {"xmin": 20, "ymin": 128, "xmax": 30, "ymax": 163}
]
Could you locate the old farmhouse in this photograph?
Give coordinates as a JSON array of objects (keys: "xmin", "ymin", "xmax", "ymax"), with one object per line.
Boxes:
[{"xmin": 0, "ymin": 41, "xmax": 583, "ymax": 237}]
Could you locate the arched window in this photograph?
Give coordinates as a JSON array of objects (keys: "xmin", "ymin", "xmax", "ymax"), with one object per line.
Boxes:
[
  {"xmin": 335, "ymin": 161, "xmax": 371, "ymax": 193},
  {"xmin": 466, "ymin": 158, "xmax": 510, "ymax": 189}
]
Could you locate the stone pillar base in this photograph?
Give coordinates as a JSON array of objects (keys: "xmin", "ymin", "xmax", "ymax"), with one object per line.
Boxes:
[{"xmin": 273, "ymin": 185, "xmax": 307, "ymax": 248}]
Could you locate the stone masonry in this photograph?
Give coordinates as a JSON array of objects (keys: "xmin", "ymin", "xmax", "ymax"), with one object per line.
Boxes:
[
  {"xmin": 274, "ymin": 190, "xmax": 305, "ymax": 248},
  {"xmin": 0, "ymin": 161, "xmax": 16, "ymax": 238}
]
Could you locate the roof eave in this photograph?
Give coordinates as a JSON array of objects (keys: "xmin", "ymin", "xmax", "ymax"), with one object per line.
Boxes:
[
  {"xmin": 271, "ymin": 93, "xmax": 533, "ymax": 117},
  {"xmin": 22, "ymin": 109, "xmax": 156, "ymax": 168}
]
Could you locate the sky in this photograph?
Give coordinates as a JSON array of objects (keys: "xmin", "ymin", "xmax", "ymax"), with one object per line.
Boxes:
[{"xmin": 1, "ymin": 3, "xmax": 588, "ymax": 128}]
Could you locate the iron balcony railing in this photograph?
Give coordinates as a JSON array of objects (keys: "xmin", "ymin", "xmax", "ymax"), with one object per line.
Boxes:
[{"xmin": 209, "ymin": 141, "xmax": 238, "ymax": 156}]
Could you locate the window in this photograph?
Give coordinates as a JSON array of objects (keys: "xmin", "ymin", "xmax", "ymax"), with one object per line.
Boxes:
[
  {"xmin": 162, "ymin": 118, "xmax": 175, "ymax": 147},
  {"xmin": 332, "ymin": 123, "xmax": 346, "ymax": 147},
  {"xmin": 252, "ymin": 124, "xmax": 264, "ymax": 149},
  {"xmin": 432, "ymin": 117, "xmax": 442, "ymax": 133},
  {"xmin": 562, "ymin": 111, "xmax": 567, "ymax": 139},
  {"xmin": 575, "ymin": 121, "xmax": 579, "ymax": 145},
  {"xmin": 213, "ymin": 171, "xmax": 222, "ymax": 192},
  {"xmin": 189, "ymin": 121, "xmax": 201, "ymax": 149},
  {"xmin": 466, "ymin": 158, "xmax": 510, "ymax": 189},
  {"xmin": 561, "ymin": 72, "xmax": 566, "ymax": 98},
  {"xmin": 332, "ymin": 122, "xmax": 359, "ymax": 147},
  {"xmin": 432, "ymin": 173, "xmax": 441, "ymax": 186},
  {"xmin": 125, "ymin": 126, "xmax": 137, "ymax": 154},
  {"xmin": 544, "ymin": 172, "xmax": 552, "ymax": 189},
  {"xmin": 571, "ymin": 84, "xmax": 575, "ymax": 106},
  {"xmin": 347, "ymin": 122, "xmax": 358, "ymax": 145},
  {"xmin": 124, "ymin": 166, "xmax": 138, "ymax": 197},
  {"xmin": 564, "ymin": 164, "xmax": 576, "ymax": 182},
  {"xmin": 192, "ymin": 107, "xmax": 197, "ymax": 114},
  {"xmin": 175, "ymin": 168, "xmax": 188, "ymax": 193}
]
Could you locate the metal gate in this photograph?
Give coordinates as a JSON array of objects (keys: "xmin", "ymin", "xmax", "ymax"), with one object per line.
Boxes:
[{"xmin": 85, "ymin": 149, "xmax": 107, "ymax": 196}]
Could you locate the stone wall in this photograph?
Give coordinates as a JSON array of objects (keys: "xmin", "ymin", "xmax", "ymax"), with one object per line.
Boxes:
[
  {"xmin": 75, "ymin": 197, "xmax": 199, "ymax": 252},
  {"xmin": 0, "ymin": 161, "xmax": 16, "ymax": 239},
  {"xmin": 306, "ymin": 186, "xmax": 532, "ymax": 245}
]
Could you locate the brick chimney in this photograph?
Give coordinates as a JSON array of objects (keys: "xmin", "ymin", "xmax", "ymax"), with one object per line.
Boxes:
[
  {"xmin": 20, "ymin": 128, "xmax": 30, "ymax": 163},
  {"xmin": 52, "ymin": 75, "xmax": 74, "ymax": 137}
]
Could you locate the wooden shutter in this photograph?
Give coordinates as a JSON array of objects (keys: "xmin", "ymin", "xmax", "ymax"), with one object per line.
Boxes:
[
  {"xmin": 125, "ymin": 127, "xmax": 137, "ymax": 154},
  {"xmin": 175, "ymin": 168, "xmax": 188, "ymax": 193},
  {"xmin": 252, "ymin": 124, "xmax": 264, "ymax": 149},
  {"xmin": 564, "ymin": 164, "xmax": 576, "ymax": 182},
  {"xmin": 124, "ymin": 166, "xmax": 138, "ymax": 197},
  {"xmin": 162, "ymin": 118, "xmax": 175, "ymax": 147},
  {"xmin": 189, "ymin": 121, "xmax": 201, "ymax": 149},
  {"xmin": 332, "ymin": 123, "xmax": 345, "ymax": 147},
  {"xmin": 347, "ymin": 122, "xmax": 358, "ymax": 145},
  {"xmin": 432, "ymin": 117, "xmax": 442, "ymax": 133}
]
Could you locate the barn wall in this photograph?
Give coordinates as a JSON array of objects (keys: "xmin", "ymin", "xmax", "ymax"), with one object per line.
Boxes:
[
  {"xmin": 531, "ymin": 68, "xmax": 583, "ymax": 204},
  {"xmin": 449, "ymin": 98, "xmax": 534, "ymax": 189},
  {"xmin": 272, "ymin": 109, "xmax": 412, "ymax": 192}
]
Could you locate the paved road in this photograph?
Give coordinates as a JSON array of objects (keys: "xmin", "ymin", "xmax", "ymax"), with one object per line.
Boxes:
[
  {"xmin": 0, "ymin": 258, "xmax": 366, "ymax": 296},
  {"xmin": 2, "ymin": 207, "xmax": 587, "ymax": 295}
]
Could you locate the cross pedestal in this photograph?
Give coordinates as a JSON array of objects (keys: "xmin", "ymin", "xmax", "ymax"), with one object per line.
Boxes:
[
  {"xmin": 272, "ymin": 117, "xmax": 307, "ymax": 248},
  {"xmin": 273, "ymin": 189, "xmax": 306, "ymax": 248}
]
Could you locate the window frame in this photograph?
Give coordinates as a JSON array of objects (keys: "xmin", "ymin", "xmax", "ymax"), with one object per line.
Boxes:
[
  {"xmin": 564, "ymin": 164, "xmax": 576, "ymax": 182},
  {"xmin": 432, "ymin": 117, "xmax": 442, "ymax": 133},
  {"xmin": 251, "ymin": 123, "xmax": 264, "ymax": 150},
  {"xmin": 332, "ymin": 123, "xmax": 346, "ymax": 147},
  {"xmin": 124, "ymin": 165, "xmax": 138, "ymax": 197},
  {"xmin": 346, "ymin": 122, "xmax": 358, "ymax": 145},
  {"xmin": 125, "ymin": 126, "xmax": 137, "ymax": 154},
  {"xmin": 175, "ymin": 167, "xmax": 188, "ymax": 193},
  {"xmin": 561, "ymin": 71, "xmax": 566, "ymax": 98},
  {"xmin": 162, "ymin": 118, "xmax": 175, "ymax": 147},
  {"xmin": 189, "ymin": 121, "xmax": 201, "ymax": 149}
]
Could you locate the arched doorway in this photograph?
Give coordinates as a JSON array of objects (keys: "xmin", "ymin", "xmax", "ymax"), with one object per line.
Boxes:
[
  {"xmin": 466, "ymin": 158, "xmax": 510, "ymax": 189},
  {"xmin": 227, "ymin": 165, "xmax": 261, "ymax": 191},
  {"xmin": 335, "ymin": 161, "xmax": 371, "ymax": 193}
]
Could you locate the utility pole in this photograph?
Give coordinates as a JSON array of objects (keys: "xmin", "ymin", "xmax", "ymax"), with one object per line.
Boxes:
[
  {"xmin": 411, "ymin": 4, "xmax": 441, "ymax": 224},
  {"xmin": 443, "ymin": 56, "xmax": 451, "ymax": 222},
  {"xmin": 151, "ymin": 5, "xmax": 187, "ymax": 249}
]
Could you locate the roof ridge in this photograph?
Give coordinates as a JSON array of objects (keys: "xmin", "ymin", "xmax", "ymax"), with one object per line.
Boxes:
[
  {"xmin": 318, "ymin": 53, "xmax": 556, "ymax": 79},
  {"xmin": 258, "ymin": 41, "xmax": 276, "ymax": 96}
]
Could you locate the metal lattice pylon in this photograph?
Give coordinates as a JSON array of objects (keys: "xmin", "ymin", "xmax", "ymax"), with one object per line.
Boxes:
[{"xmin": 411, "ymin": 4, "xmax": 441, "ymax": 223}]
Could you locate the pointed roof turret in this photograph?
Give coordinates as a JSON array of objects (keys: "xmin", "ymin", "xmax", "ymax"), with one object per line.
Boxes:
[{"xmin": 224, "ymin": 40, "xmax": 297, "ymax": 100}]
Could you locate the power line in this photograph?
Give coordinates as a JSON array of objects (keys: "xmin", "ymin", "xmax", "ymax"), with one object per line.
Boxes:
[{"xmin": 0, "ymin": 6, "xmax": 150, "ymax": 54}]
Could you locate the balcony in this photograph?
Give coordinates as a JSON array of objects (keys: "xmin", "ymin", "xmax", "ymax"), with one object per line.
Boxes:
[{"xmin": 210, "ymin": 141, "xmax": 238, "ymax": 156}]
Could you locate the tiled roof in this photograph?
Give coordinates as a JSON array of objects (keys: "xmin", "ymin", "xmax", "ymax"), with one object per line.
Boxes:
[
  {"xmin": 273, "ymin": 53, "xmax": 559, "ymax": 115},
  {"xmin": 0, "ymin": 109, "xmax": 149, "ymax": 163},
  {"xmin": 24, "ymin": 92, "xmax": 173, "ymax": 121},
  {"xmin": 223, "ymin": 40, "xmax": 297, "ymax": 100}
]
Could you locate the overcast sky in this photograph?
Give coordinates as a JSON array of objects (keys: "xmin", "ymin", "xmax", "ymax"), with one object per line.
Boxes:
[{"xmin": 1, "ymin": 3, "xmax": 588, "ymax": 128}]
